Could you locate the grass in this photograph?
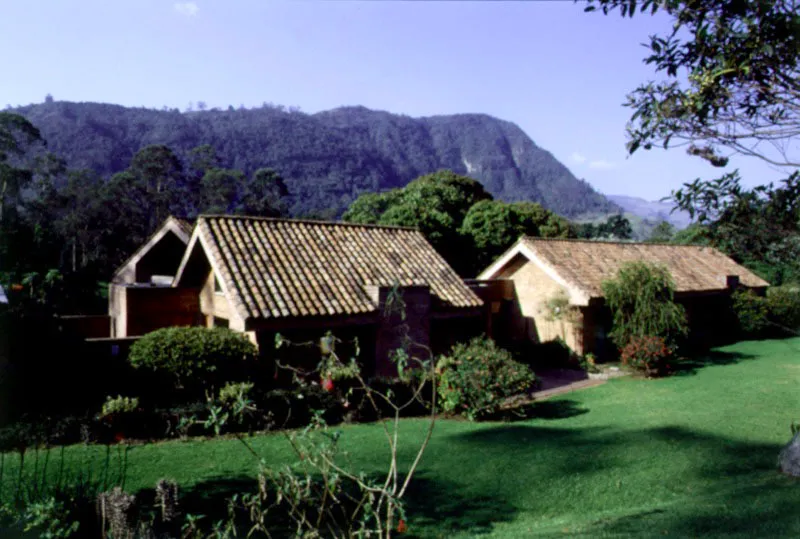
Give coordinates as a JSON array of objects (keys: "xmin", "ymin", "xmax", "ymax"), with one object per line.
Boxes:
[{"xmin": 3, "ymin": 337, "xmax": 800, "ymax": 537}]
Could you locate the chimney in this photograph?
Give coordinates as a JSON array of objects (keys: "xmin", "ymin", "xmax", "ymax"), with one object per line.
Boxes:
[{"xmin": 725, "ymin": 275, "xmax": 740, "ymax": 289}]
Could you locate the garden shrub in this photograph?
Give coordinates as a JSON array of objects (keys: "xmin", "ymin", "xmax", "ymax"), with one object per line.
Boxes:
[
  {"xmin": 766, "ymin": 286, "xmax": 800, "ymax": 333},
  {"xmin": 732, "ymin": 288, "xmax": 770, "ymax": 337},
  {"xmin": 99, "ymin": 395, "xmax": 140, "ymax": 418},
  {"xmin": 601, "ymin": 261, "xmax": 688, "ymax": 351},
  {"xmin": 436, "ymin": 336, "xmax": 537, "ymax": 420},
  {"xmin": 128, "ymin": 327, "xmax": 257, "ymax": 399},
  {"xmin": 620, "ymin": 335, "xmax": 674, "ymax": 377}
]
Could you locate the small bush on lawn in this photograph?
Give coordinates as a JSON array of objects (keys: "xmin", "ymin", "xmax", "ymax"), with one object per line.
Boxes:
[
  {"xmin": 128, "ymin": 326, "xmax": 257, "ymax": 400},
  {"xmin": 732, "ymin": 288, "xmax": 770, "ymax": 337},
  {"xmin": 437, "ymin": 336, "xmax": 537, "ymax": 420},
  {"xmin": 620, "ymin": 335, "xmax": 674, "ymax": 377},
  {"xmin": 601, "ymin": 261, "xmax": 688, "ymax": 349}
]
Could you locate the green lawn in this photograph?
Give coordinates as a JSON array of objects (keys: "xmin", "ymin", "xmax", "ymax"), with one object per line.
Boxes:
[{"xmin": 5, "ymin": 338, "xmax": 800, "ymax": 537}]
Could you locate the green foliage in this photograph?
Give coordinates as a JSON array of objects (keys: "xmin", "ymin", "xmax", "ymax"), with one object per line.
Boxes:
[
  {"xmin": 647, "ymin": 221, "xmax": 675, "ymax": 243},
  {"xmin": 587, "ymin": 0, "xmax": 800, "ymax": 170},
  {"xmin": 217, "ymin": 381, "xmax": 254, "ymax": 406},
  {"xmin": 575, "ymin": 214, "xmax": 633, "ymax": 240},
  {"xmin": 732, "ymin": 289, "xmax": 770, "ymax": 337},
  {"xmin": 461, "ymin": 200, "xmax": 572, "ymax": 273},
  {"xmin": 15, "ymin": 496, "xmax": 81, "ymax": 538},
  {"xmin": 620, "ymin": 335, "xmax": 674, "ymax": 377},
  {"xmin": 128, "ymin": 327, "xmax": 257, "ymax": 395},
  {"xmin": 667, "ymin": 172, "xmax": 800, "ymax": 285},
  {"xmin": 766, "ymin": 286, "xmax": 800, "ymax": 332},
  {"xmin": 344, "ymin": 170, "xmax": 492, "ymax": 274},
  {"xmin": 671, "ymin": 223, "xmax": 713, "ymax": 246},
  {"xmin": 99, "ymin": 395, "xmax": 140, "ymax": 419},
  {"xmin": 12, "ymin": 102, "xmax": 616, "ymax": 220},
  {"xmin": 436, "ymin": 336, "xmax": 537, "ymax": 420},
  {"xmin": 601, "ymin": 261, "xmax": 688, "ymax": 349}
]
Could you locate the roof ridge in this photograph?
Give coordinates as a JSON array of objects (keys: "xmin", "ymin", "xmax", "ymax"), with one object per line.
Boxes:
[
  {"xmin": 197, "ymin": 214, "xmax": 419, "ymax": 232},
  {"xmin": 522, "ymin": 236, "xmax": 709, "ymax": 248}
]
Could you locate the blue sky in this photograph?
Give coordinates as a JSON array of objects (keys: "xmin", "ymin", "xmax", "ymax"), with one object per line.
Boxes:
[{"xmin": 0, "ymin": 0, "xmax": 784, "ymax": 200}]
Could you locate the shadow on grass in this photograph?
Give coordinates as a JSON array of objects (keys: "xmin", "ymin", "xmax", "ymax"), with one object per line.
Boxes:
[
  {"xmin": 486, "ymin": 399, "xmax": 590, "ymax": 422},
  {"xmin": 673, "ymin": 349, "xmax": 757, "ymax": 376},
  {"xmin": 453, "ymin": 423, "xmax": 799, "ymax": 537},
  {"xmin": 139, "ymin": 473, "xmax": 516, "ymax": 538}
]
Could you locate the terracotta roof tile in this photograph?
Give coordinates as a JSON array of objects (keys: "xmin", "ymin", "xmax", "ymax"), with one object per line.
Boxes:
[
  {"xmin": 197, "ymin": 215, "xmax": 483, "ymax": 321},
  {"xmin": 520, "ymin": 237, "xmax": 769, "ymax": 298}
]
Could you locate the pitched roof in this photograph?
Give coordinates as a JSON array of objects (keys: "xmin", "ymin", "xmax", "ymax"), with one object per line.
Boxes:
[
  {"xmin": 480, "ymin": 237, "xmax": 769, "ymax": 304},
  {"xmin": 174, "ymin": 218, "xmax": 193, "ymax": 237},
  {"xmin": 112, "ymin": 216, "xmax": 194, "ymax": 282},
  {"xmin": 177, "ymin": 215, "xmax": 482, "ymax": 321}
]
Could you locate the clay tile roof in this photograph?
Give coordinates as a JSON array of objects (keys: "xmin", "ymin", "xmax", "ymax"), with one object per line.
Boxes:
[
  {"xmin": 520, "ymin": 237, "xmax": 769, "ymax": 298},
  {"xmin": 196, "ymin": 215, "xmax": 483, "ymax": 321}
]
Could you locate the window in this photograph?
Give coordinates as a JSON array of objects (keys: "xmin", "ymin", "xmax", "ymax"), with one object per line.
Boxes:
[
  {"xmin": 213, "ymin": 316, "xmax": 229, "ymax": 328},
  {"xmin": 214, "ymin": 275, "xmax": 223, "ymax": 294}
]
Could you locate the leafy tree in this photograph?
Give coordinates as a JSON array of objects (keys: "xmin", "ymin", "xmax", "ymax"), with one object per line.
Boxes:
[
  {"xmin": 589, "ymin": 0, "xmax": 800, "ymax": 284},
  {"xmin": 0, "ymin": 113, "xmax": 42, "ymax": 226},
  {"xmin": 601, "ymin": 261, "xmax": 688, "ymax": 350},
  {"xmin": 343, "ymin": 170, "xmax": 492, "ymax": 274},
  {"xmin": 129, "ymin": 144, "xmax": 186, "ymax": 228},
  {"xmin": 199, "ymin": 167, "xmax": 245, "ymax": 214},
  {"xmin": 670, "ymin": 223, "xmax": 713, "ymax": 246},
  {"xmin": 669, "ymin": 171, "xmax": 800, "ymax": 284},
  {"xmin": 575, "ymin": 214, "xmax": 634, "ymax": 241},
  {"xmin": 341, "ymin": 191, "xmax": 401, "ymax": 224},
  {"xmin": 240, "ymin": 168, "xmax": 288, "ymax": 217},
  {"xmin": 461, "ymin": 200, "xmax": 572, "ymax": 274},
  {"xmin": 587, "ymin": 0, "xmax": 800, "ymax": 169},
  {"xmin": 648, "ymin": 221, "xmax": 675, "ymax": 243},
  {"xmin": 599, "ymin": 214, "xmax": 633, "ymax": 240},
  {"xmin": 187, "ymin": 144, "xmax": 221, "ymax": 182}
]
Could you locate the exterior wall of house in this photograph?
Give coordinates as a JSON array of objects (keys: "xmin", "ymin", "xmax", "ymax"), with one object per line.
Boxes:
[
  {"xmin": 199, "ymin": 271, "xmax": 245, "ymax": 329},
  {"xmin": 499, "ymin": 258, "xmax": 585, "ymax": 353},
  {"xmin": 368, "ymin": 285, "xmax": 431, "ymax": 378},
  {"xmin": 110, "ymin": 285, "xmax": 202, "ymax": 337}
]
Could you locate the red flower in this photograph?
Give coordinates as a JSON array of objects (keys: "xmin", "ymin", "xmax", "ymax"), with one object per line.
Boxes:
[
  {"xmin": 397, "ymin": 519, "xmax": 407, "ymax": 533},
  {"xmin": 114, "ymin": 432, "xmax": 126, "ymax": 443},
  {"xmin": 321, "ymin": 378, "xmax": 335, "ymax": 392}
]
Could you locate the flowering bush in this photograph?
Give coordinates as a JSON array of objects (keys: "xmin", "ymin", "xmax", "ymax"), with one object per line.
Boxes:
[
  {"xmin": 620, "ymin": 335, "xmax": 674, "ymax": 377},
  {"xmin": 437, "ymin": 336, "xmax": 537, "ymax": 420}
]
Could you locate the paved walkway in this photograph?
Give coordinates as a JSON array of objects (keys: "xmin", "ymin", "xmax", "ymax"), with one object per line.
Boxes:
[{"xmin": 532, "ymin": 378, "xmax": 606, "ymax": 400}]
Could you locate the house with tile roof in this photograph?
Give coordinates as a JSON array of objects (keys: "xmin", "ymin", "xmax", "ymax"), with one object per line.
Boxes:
[
  {"xmin": 109, "ymin": 215, "xmax": 484, "ymax": 376},
  {"xmin": 477, "ymin": 237, "xmax": 769, "ymax": 358}
]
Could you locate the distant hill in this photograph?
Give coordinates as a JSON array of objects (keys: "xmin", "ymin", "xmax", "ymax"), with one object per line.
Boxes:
[
  {"xmin": 12, "ymin": 101, "xmax": 618, "ymax": 218},
  {"xmin": 607, "ymin": 194, "xmax": 692, "ymax": 229}
]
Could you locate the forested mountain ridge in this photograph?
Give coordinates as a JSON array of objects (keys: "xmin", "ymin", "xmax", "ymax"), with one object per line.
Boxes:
[{"xmin": 11, "ymin": 100, "xmax": 617, "ymax": 218}]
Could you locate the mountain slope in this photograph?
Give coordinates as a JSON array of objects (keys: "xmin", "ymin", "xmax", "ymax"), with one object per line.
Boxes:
[
  {"xmin": 607, "ymin": 194, "xmax": 692, "ymax": 229},
  {"xmin": 13, "ymin": 101, "xmax": 617, "ymax": 218}
]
